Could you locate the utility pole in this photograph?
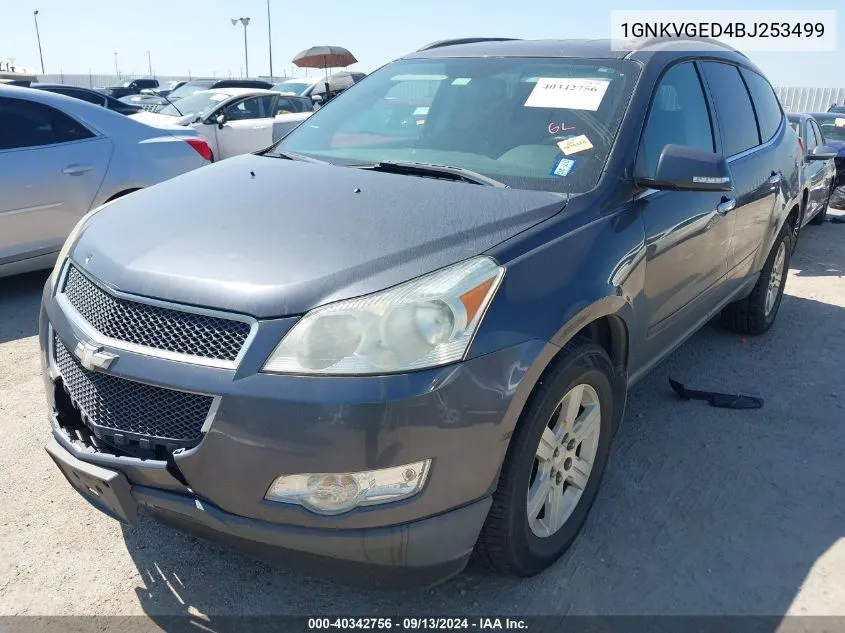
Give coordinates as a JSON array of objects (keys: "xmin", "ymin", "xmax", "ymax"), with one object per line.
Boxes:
[
  {"xmin": 33, "ymin": 10, "xmax": 45, "ymax": 73},
  {"xmin": 147, "ymin": 50, "xmax": 153, "ymax": 76},
  {"xmin": 114, "ymin": 51, "xmax": 119, "ymax": 77},
  {"xmin": 267, "ymin": 0, "xmax": 273, "ymax": 81},
  {"xmin": 231, "ymin": 17, "xmax": 250, "ymax": 77}
]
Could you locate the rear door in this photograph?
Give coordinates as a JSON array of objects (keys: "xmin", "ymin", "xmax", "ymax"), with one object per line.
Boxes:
[
  {"xmin": 700, "ymin": 62, "xmax": 782, "ymax": 276},
  {"xmin": 213, "ymin": 95, "xmax": 276, "ymax": 159},
  {"xmin": 0, "ymin": 96, "xmax": 112, "ymax": 265},
  {"xmin": 636, "ymin": 61, "xmax": 734, "ymax": 343}
]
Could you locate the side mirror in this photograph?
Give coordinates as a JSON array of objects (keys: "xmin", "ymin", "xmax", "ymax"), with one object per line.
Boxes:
[
  {"xmin": 215, "ymin": 113, "xmax": 227, "ymax": 129},
  {"xmin": 311, "ymin": 95, "xmax": 323, "ymax": 104},
  {"xmin": 637, "ymin": 144, "xmax": 733, "ymax": 192},
  {"xmin": 807, "ymin": 145, "xmax": 838, "ymax": 161}
]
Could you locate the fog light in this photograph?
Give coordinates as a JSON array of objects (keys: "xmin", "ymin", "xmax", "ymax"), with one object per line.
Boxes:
[{"xmin": 264, "ymin": 460, "xmax": 431, "ymax": 515}]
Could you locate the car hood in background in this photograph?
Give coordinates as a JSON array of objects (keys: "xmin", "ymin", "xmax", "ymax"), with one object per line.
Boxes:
[
  {"xmin": 70, "ymin": 154, "xmax": 567, "ymax": 318},
  {"xmin": 121, "ymin": 94, "xmax": 167, "ymax": 106},
  {"xmin": 825, "ymin": 139, "xmax": 845, "ymax": 157},
  {"xmin": 129, "ymin": 111, "xmax": 194, "ymax": 128}
]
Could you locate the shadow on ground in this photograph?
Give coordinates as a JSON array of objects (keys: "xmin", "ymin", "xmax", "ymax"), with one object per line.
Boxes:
[
  {"xmin": 117, "ymin": 220, "xmax": 845, "ymax": 625},
  {"xmin": 0, "ymin": 271, "xmax": 47, "ymax": 344}
]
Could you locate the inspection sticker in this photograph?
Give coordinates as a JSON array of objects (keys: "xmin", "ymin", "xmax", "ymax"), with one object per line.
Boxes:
[
  {"xmin": 550, "ymin": 157, "xmax": 576, "ymax": 177},
  {"xmin": 524, "ymin": 78, "xmax": 610, "ymax": 111},
  {"xmin": 557, "ymin": 134, "xmax": 594, "ymax": 155},
  {"xmin": 413, "ymin": 106, "xmax": 430, "ymax": 116},
  {"xmin": 836, "ymin": 118, "xmax": 845, "ymax": 127},
  {"xmin": 452, "ymin": 77, "xmax": 472, "ymax": 85}
]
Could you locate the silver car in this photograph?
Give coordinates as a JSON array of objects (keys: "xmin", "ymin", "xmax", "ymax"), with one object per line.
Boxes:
[{"xmin": 0, "ymin": 85, "xmax": 211, "ymax": 277}]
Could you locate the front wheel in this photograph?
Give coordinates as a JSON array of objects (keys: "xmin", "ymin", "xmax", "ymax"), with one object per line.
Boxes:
[
  {"xmin": 720, "ymin": 226, "xmax": 792, "ymax": 335},
  {"xmin": 475, "ymin": 337, "xmax": 620, "ymax": 576}
]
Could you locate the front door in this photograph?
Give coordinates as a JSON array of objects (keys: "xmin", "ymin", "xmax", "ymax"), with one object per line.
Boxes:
[
  {"xmin": 0, "ymin": 96, "xmax": 112, "ymax": 265},
  {"xmin": 635, "ymin": 62, "xmax": 734, "ymax": 349},
  {"xmin": 213, "ymin": 95, "xmax": 276, "ymax": 160}
]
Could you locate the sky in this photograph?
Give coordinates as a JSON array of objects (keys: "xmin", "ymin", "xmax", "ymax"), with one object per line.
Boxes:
[{"xmin": 2, "ymin": 0, "xmax": 842, "ymax": 86}]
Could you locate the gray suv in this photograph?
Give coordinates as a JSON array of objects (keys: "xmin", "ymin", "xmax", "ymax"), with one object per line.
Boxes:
[{"xmin": 40, "ymin": 37, "xmax": 801, "ymax": 588}]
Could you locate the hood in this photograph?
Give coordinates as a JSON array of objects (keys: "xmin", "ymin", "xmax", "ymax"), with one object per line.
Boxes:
[
  {"xmin": 824, "ymin": 138, "xmax": 845, "ymax": 157},
  {"xmin": 129, "ymin": 111, "xmax": 193, "ymax": 128},
  {"xmin": 71, "ymin": 155, "xmax": 566, "ymax": 318}
]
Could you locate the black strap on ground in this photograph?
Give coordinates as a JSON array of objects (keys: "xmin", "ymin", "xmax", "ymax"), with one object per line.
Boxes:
[{"xmin": 669, "ymin": 377, "xmax": 764, "ymax": 409}]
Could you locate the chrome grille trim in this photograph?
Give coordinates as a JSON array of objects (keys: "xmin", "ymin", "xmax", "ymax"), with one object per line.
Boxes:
[{"xmin": 56, "ymin": 260, "xmax": 257, "ymax": 369}]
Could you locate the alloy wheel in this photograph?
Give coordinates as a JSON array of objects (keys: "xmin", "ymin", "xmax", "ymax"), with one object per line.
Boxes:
[
  {"xmin": 526, "ymin": 383, "xmax": 601, "ymax": 538},
  {"xmin": 765, "ymin": 241, "xmax": 787, "ymax": 317}
]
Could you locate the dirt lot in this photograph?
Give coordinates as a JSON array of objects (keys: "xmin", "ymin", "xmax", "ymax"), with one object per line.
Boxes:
[{"xmin": 1, "ymin": 211, "xmax": 844, "ymax": 623}]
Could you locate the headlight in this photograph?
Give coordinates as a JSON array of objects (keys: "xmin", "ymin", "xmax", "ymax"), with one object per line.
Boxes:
[
  {"xmin": 48, "ymin": 198, "xmax": 118, "ymax": 290},
  {"xmin": 262, "ymin": 256, "xmax": 504, "ymax": 375},
  {"xmin": 264, "ymin": 460, "xmax": 431, "ymax": 515}
]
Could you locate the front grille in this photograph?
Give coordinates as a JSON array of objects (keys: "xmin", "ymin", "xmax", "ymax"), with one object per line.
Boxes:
[
  {"xmin": 62, "ymin": 264, "xmax": 251, "ymax": 363},
  {"xmin": 140, "ymin": 103, "xmax": 160, "ymax": 112},
  {"xmin": 54, "ymin": 336, "xmax": 213, "ymax": 451}
]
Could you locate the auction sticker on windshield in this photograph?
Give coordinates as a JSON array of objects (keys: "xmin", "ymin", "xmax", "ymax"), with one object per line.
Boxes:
[
  {"xmin": 558, "ymin": 134, "xmax": 594, "ymax": 155},
  {"xmin": 836, "ymin": 118, "xmax": 845, "ymax": 127},
  {"xmin": 551, "ymin": 157, "xmax": 576, "ymax": 177},
  {"xmin": 524, "ymin": 78, "xmax": 610, "ymax": 111}
]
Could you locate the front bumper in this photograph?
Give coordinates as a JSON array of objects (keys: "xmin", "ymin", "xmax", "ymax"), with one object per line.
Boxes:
[
  {"xmin": 46, "ymin": 436, "xmax": 490, "ymax": 589},
  {"xmin": 40, "ymin": 276, "xmax": 548, "ymax": 585}
]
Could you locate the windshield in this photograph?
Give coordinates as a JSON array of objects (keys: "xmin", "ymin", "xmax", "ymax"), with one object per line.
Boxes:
[
  {"xmin": 274, "ymin": 81, "xmax": 311, "ymax": 95},
  {"xmin": 168, "ymin": 82, "xmax": 212, "ymax": 101},
  {"xmin": 818, "ymin": 119, "xmax": 845, "ymax": 142},
  {"xmin": 158, "ymin": 91, "xmax": 228, "ymax": 118},
  {"xmin": 270, "ymin": 57, "xmax": 639, "ymax": 193}
]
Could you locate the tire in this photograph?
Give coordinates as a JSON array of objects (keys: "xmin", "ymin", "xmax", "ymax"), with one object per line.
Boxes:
[
  {"xmin": 475, "ymin": 337, "xmax": 620, "ymax": 576},
  {"xmin": 809, "ymin": 190, "xmax": 830, "ymax": 225},
  {"xmin": 720, "ymin": 226, "xmax": 792, "ymax": 336}
]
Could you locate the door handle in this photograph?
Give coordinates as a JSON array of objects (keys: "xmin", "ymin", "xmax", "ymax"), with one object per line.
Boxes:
[
  {"xmin": 716, "ymin": 197, "xmax": 736, "ymax": 215},
  {"xmin": 62, "ymin": 165, "xmax": 94, "ymax": 176},
  {"xmin": 768, "ymin": 171, "xmax": 781, "ymax": 186}
]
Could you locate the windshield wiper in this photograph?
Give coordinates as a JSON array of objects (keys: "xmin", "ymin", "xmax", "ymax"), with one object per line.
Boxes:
[
  {"xmin": 157, "ymin": 92, "xmax": 183, "ymax": 116},
  {"xmin": 368, "ymin": 161, "xmax": 508, "ymax": 187}
]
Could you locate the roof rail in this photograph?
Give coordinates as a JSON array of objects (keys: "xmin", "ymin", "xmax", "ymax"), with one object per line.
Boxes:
[
  {"xmin": 630, "ymin": 36, "xmax": 747, "ymax": 58},
  {"xmin": 416, "ymin": 37, "xmax": 519, "ymax": 52}
]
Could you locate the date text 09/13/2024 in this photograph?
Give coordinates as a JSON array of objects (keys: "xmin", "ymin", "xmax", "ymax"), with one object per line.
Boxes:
[{"xmin": 307, "ymin": 618, "xmax": 529, "ymax": 630}]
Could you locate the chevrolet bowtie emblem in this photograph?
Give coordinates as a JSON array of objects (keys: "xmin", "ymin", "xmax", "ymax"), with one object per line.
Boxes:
[{"xmin": 74, "ymin": 341, "xmax": 118, "ymax": 371}]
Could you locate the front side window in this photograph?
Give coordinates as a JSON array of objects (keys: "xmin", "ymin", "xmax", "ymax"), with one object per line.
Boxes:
[
  {"xmin": 224, "ymin": 96, "xmax": 272, "ymax": 120},
  {"xmin": 740, "ymin": 67, "xmax": 783, "ymax": 143},
  {"xmin": 637, "ymin": 62, "xmax": 714, "ymax": 180},
  {"xmin": 0, "ymin": 97, "xmax": 93, "ymax": 150},
  {"xmin": 701, "ymin": 62, "xmax": 760, "ymax": 157},
  {"xmin": 270, "ymin": 57, "xmax": 640, "ymax": 193}
]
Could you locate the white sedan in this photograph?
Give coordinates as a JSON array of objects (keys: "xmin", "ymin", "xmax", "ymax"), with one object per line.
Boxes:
[{"xmin": 129, "ymin": 88, "xmax": 312, "ymax": 161}]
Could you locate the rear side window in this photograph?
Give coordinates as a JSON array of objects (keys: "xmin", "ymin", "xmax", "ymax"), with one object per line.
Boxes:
[
  {"xmin": 58, "ymin": 88, "xmax": 105, "ymax": 106},
  {"xmin": 701, "ymin": 62, "xmax": 760, "ymax": 157},
  {"xmin": 638, "ymin": 62, "xmax": 715, "ymax": 179},
  {"xmin": 0, "ymin": 97, "xmax": 93, "ymax": 150},
  {"xmin": 740, "ymin": 68, "xmax": 783, "ymax": 143}
]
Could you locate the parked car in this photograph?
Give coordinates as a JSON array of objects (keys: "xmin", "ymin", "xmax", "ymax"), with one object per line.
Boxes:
[
  {"xmin": 40, "ymin": 38, "xmax": 801, "ymax": 589},
  {"xmin": 140, "ymin": 80, "xmax": 187, "ymax": 98},
  {"xmin": 826, "ymin": 104, "xmax": 845, "ymax": 114},
  {"xmin": 121, "ymin": 79, "xmax": 274, "ymax": 112},
  {"xmin": 271, "ymin": 77, "xmax": 316, "ymax": 95},
  {"xmin": 808, "ymin": 112, "xmax": 845, "ymax": 208},
  {"xmin": 128, "ymin": 88, "xmax": 311, "ymax": 160},
  {"xmin": 102, "ymin": 78, "xmax": 159, "ymax": 100},
  {"xmin": 0, "ymin": 85, "xmax": 211, "ymax": 277},
  {"xmin": 31, "ymin": 83, "xmax": 143, "ymax": 116},
  {"xmin": 786, "ymin": 113, "xmax": 838, "ymax": 229}
]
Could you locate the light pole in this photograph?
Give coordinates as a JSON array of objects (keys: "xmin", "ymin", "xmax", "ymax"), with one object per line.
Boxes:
[
  {"xmin": 114, "ymin": 51, "xmax": 119, "ymax": 77},
  {"xmin": 231, "ymin": 17, "xmax": 250, "ymax": 77},
  {"xmin": 146, "ymin": 50, "xmax": 152, "ymax": 76},
  {"xmin": 33, "ymin": 10, "xmax": 44, "ymax": 74},
  {"xmin": 266, "ymin": 0, "xmax": 273, "ymax": 81}
]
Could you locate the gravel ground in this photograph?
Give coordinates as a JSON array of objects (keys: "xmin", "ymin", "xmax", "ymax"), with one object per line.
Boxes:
[{"xmin": 1, "ymin": 210, "xmax": 844, "ymax": 623}]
